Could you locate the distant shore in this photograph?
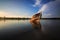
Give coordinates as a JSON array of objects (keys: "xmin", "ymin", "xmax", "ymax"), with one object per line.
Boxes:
[
  {"xmin": 0, "ymin": 17, "xmax": 30, "ymax": 20},
  {"xmin": 0, "ymin": 17, "xmax": 60, "ymax": 20}
]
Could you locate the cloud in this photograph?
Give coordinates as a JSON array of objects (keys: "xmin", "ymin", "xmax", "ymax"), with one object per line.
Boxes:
[
  {"xmin": 42, "ymin": 13, "xmax": 52, "ymax": 18},
  {"xmin": 33, "ymin": 0, "xmax": 56, "ymax": 13},
  {"xmin": 33, "ymin": 0, "xmax": 55, "ymax": 7},
  {"xmin": 33, "ymin": 0, "xmax": 41, "ymax": 7},
  {"xmin": 41, "ymin": 0, "xmax": 60, "ymax": 18},
  {"xmin": 37, "ymin": 0, "xmax": 56, "ymax": 13},
  {"xmin": 37, "ymin": 4, "xmax": 47, "ymax": 13}
]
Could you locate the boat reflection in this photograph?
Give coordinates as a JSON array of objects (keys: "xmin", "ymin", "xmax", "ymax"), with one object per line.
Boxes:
[{"xmin": 30, "ymin": 20, "xmax": 41, "ymax": 30}]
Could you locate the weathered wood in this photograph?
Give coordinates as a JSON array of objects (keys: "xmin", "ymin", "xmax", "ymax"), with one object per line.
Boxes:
[{"xmin": 30, "ymin": 12, "xmax": 42, "ymax": 23}]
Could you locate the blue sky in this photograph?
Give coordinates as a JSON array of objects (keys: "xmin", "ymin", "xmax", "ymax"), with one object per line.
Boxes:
[{"xmin": 0, "ymin": 0, "xmax": 60, "ymax": 18}]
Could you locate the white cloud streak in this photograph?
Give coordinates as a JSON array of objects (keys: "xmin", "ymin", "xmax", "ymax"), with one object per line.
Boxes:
[
  {"xmin": 37, "ymin": 0, "xmax": 60, "ymax": 13},
  {"xmin": 37, "ymin": 4, "xmax": 47, "ymax": 13},
  {"xmin": 33, "ymin": 0, "xmax": 41, "ymax": 7}
]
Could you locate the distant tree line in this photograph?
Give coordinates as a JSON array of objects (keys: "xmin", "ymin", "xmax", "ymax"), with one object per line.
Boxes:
[{"xmin": 0, "ymin": 17, "xmax": 31, "ymax": 20}]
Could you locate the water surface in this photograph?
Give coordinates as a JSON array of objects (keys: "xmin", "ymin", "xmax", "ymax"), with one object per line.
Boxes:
[{"xmin": 0, "ymin": 19, "xmax": 60, "ymax": 40}]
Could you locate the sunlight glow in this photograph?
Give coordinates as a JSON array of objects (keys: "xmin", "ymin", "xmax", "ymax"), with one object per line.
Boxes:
[{"xmin": 0, "ymin": 11, "xmax": 31, "ymax": 18}]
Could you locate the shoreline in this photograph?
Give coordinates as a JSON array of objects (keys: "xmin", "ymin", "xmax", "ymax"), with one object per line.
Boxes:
[{"xmin": 0, "ymin": 18, "xmax": 60, "ymax": 20}]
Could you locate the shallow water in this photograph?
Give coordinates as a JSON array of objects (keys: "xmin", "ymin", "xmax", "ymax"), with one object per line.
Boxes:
[{"xmin": 0, "ymin": 19, "xmax": 60, "ymax": 40}]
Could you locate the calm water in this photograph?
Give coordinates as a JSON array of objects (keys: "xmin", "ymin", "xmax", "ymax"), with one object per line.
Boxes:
[{"xmin": 0, "ymin": 19, "xmax": 60, "ymax": 40}]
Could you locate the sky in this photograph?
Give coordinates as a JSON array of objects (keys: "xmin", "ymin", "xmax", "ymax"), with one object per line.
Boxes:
[{"xmin": 0, "ymin": 0, "xmax": 60, "ymax": 18}]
